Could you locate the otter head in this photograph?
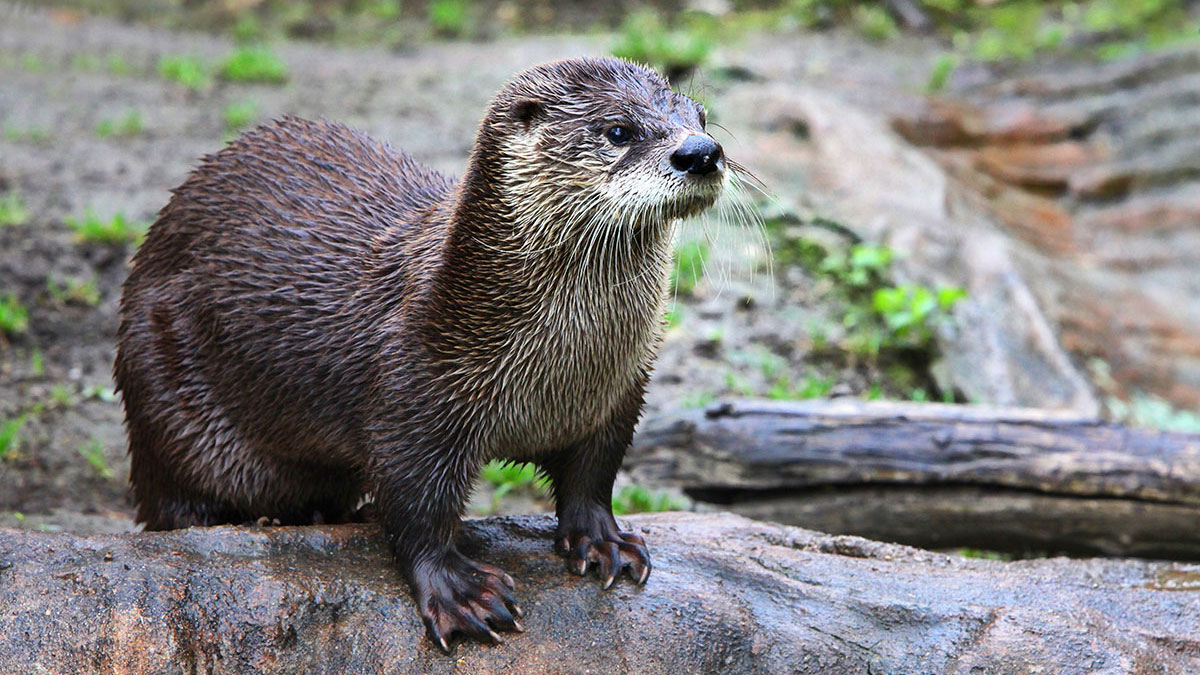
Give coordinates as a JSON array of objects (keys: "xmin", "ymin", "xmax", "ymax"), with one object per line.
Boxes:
[{"xmin": 468, "ymin": 57, "xmax": 724, "ymax": 241}]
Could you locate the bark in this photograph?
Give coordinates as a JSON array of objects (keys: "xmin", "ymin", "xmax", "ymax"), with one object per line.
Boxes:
[
  {"xmin": 628, "ymin": 399, "xmax": 1200, "ymax": 558},
  {"xmin": 2, "ymin": 513, "xmax": 1199, "ymax": 673}
]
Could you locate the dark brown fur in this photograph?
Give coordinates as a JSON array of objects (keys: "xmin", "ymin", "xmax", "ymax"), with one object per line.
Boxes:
[{"xmin": 114, "ymin": 57, "xmax": 723, "ymax": 650}]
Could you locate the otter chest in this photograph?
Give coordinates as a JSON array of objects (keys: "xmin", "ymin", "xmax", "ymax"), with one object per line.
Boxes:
[{"xmin": 487, "ymin": 277, "xmax": 664, "ymax": 457}]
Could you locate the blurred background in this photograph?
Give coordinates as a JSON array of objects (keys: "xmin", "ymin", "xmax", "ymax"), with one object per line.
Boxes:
[{"xmin": 2, "ymin": 0, "xmax": 1199, "ymax": 538}]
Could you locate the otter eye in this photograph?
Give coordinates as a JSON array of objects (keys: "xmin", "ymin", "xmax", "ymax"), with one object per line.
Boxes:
[{"xmin": 605, "ymin": 125, "xmax": 633, "ymax": 146}]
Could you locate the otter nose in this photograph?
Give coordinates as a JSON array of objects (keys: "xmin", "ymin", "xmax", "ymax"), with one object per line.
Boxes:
[{"xmin": 670, "ymin": 135, "xmax": 723, "ymax": 175}]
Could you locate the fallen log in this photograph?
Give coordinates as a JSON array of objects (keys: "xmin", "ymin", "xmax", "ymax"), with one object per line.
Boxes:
[
  {"xmin": 627, "ymin": 399, "xmax": 1200, "ymax": 558},
  {"xmin": 2, "ymin": 513, "xmax": 1199, "ymax": 672}
]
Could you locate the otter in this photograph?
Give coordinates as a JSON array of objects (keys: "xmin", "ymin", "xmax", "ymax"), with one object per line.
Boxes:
[{"xmin": 114, "ymin": 57, "xmax": 726, "ymax": 651}]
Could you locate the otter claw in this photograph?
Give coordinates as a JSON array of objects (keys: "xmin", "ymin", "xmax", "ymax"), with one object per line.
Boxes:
[
  {"xmin": 558, "ymin": 529, "xmax": 652, "ymax": 587},
  {"xmin": 416, "ymin": 553, "xmax": 522, "ymax": 652}
]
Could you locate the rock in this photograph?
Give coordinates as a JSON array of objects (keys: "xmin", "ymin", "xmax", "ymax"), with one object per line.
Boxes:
[
  {"xmin": 724, "ymin": 83, "xmax": 1100, "ymax": 414},
  {"xmin": 2, "ymin": 513, "xmax": 1200, "ymax": 672},
  {"xmin": 990, "ymin": 187, "xmax": 1077, "ymax": 254},
  {"xmin": 889, "ymin": 46, "xmax": 1200, "ymax": 410},
  {"xmin": 976, "ymin": 141, "xmax": 1100, "ymax": 193}
]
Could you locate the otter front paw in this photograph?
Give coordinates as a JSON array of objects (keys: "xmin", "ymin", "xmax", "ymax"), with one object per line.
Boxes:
[
  {"xmin": 413, "ymin": 554, "xmax": 524, "ymax": 653},
  {"xmin": 555, "ymin": 529, "xmax": 651, "ymax": 588}
]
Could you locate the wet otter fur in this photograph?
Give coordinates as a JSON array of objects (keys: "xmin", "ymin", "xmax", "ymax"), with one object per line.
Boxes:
[{"xmin": 114, "ymin": 57, "xmax": 725, "ymax": 651}]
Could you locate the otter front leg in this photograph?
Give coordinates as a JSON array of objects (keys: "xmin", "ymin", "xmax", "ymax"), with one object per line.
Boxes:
[
  {"xmin": 373, "ymin": 441, "xmax": 523, "ymax": 652},
  {"xmin": 542, "ymin": 389, "xmax": 652, "ymax": 587}
]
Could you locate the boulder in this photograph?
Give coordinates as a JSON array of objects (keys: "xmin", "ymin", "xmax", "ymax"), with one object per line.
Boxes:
[{"xmin": 892, "ymin": 48, "xmax": 1200, "ymax": 410}]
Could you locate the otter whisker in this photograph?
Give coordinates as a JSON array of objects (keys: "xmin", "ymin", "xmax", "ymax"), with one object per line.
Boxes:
[
  {"xmin": 726, "ymin": 159, "xmax": 773, "ymax": 199},
  {"xmin": 708, "ymin": 120, "xmax": 735, "ymax": 138}
]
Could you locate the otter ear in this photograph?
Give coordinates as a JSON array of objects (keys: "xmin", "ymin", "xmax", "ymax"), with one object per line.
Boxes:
[{"xmin": 510, "ymin": 99, "xmax": 543, "ymax": 131}]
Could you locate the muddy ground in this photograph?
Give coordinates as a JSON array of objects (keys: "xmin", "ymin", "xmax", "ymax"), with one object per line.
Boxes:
[{"xmin": 0, "ymin": 4, "xmax": 1015, "ymax": 533}]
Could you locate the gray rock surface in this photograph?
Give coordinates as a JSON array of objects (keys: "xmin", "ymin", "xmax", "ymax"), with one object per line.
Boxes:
[
  {"xmin": 718, "ymin": 76, "xmax": 1101, "ymax": 414},
  {"xmin": 2, "ymin": 513, "xmax": 1200, "ymax": 673},
  {"xmin": 894, "ymin": 47, "xmax": 1200, "ymax": 411}
]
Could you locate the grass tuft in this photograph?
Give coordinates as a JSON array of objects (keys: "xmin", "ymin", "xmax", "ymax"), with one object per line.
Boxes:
[
  {"xmin": 65, "ymin": 210, "xmax": 148, "ymax": 246},
  {"xmin": 612, "ymin": 10, "xmax": 716, "ymax": 79},
  {"xmin": 159, "ymin": 54, "xmax": 211, "ymax": 90},
  {"xmin": 79, "ymin": 440, "xmax": 113, "ymax": 479},
  {"xmin": 429, "ymin": 0, "xmax": 469, "ymax": 37},
  {"xmin": 0, "ymin": 415, "xmax": 27, "ymax": 460},
  {"xmin": 612, "ymin": 485, "xmax": 687, "ymax": 515},
  {"xmin": 223, "ymin": 99, "xmax": 259, "ymax": 132},
  {"xmin": 0, "ymin": 191, "xmax": 28, "ymax": 227},
  {"xmin": 95, "ymin": 109, "xmax": 144, "ymax": 138},
  {"xmin": 219, "ymin": 46, "xmax": 289, "ymax": 84},
  {"xmin": 0, "ymin": 293, "xmax": 29, "ymax": 337}
]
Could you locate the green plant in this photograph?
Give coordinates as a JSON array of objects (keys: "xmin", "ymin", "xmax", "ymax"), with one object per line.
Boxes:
[
  {"xmin": 853, "ymin": 5, "xmax": 898, "ymax": 41},
  {"xmin": 0, "ymin": 415, "xmax": 26, "ymax": 460},
  {"xmin": 0, "ymin": 190, "xmax": 27, "ymax": 226},
  {"xmin": 47, "ymin": 275, "xmax": 101, "ymax": 307},
  {"xmin": 71, "ymin": 53, "xmax": 102, "ymax": 72},
  {"xmin": 95, "ymin": 109, "xmax": 144, "ymax": 138},
  {"xmin": 223, "ymin": 99, "xmax": 259, "ymax": 132},
  {"xmin": 158, "ymin": 54, "xmax": 211, "ymax": 90},
  {"xmin": 79, "ymin": 439, "xmax": 113, "ymax": 479},
  {"xmin": 0, "ymin": 293, "xmax": 29, "ymax": 337},
  {"xmin": 3, "ymin": 126, "xmax": 51, "ymax": 145},
  {"xmin": 30, "ymin": 349, "xmax": 44, "ymax": 377},
  {"xmin": 481, "ymin": 460, "xmax": 548, "ymax": 510},
  {"xmin": 612, "ymin": 10, "xmax": 717, "ymax": 79},
  {"xmin": 49, "ymin": 383, "xmax": 74, "ymax": 409},
  {"xmin": 370, "ymin": 0, "xmax": 401, "ymax": 20},
  {"xmin": 926, "ymin": 53, "xmax": 959, "ymax": 93},
  {"xmin": 20, "ymin": 52, "xmax": 44, "ymax": 73},
  {"xmin": 724, "ymin": 371, "xmax": 754, "ymax": 396},
  {"xmin": 232, "ymin": 14, "xmax": 263, "ymax": 44},
  {"xmin": 612, "ymin": 485, "xmax": 686, "ymax": 515},
  {"xmin": 663, "ymin": 309, "xmax": 683, "ymax": 329},
  {"xmin": 871, "ymin": 284, "xmax": 966, "ymax": 348},
  {"xmin": 106, "ymin": 54, "xmax": 134, "ymax": 76},
  {"xmin": 767, "ymin": 373, "xmax": 835, "ymax": 400},
  {"xmin": 429, "ymin": 0, "xmax": 469, "ymax": 37},
  {"xmin": 804, "ymin": 240, "xmax": 966, "ymax": 358},
  {"xmin": 681, "ymin": 391, "xmax": 717, "ymax": 409},
  {"xmin": 671, "ymin": 240, "xmax": 708, "ymax": 296},
  {"xmin": 85, "ymin": 385, "xmax": 119, "ymax": 403},
  {"xmin": 953, "ymin": 548, "xmax": 1013, "ymax": 561},
  {"xmin": 219, "ymin": 46, "xmax": 288, "ymax": 84},
  {"xmin": 65, "ymin": 210, "xmax": 148, "ymax": 246}
]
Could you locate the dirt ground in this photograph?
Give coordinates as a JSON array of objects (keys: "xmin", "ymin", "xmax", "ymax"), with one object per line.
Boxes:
[{"xmin": 0, "ymin": 6, "xmax": 950, "ymax": 533}]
